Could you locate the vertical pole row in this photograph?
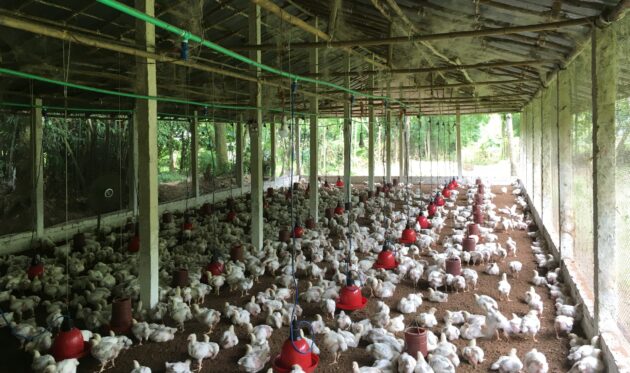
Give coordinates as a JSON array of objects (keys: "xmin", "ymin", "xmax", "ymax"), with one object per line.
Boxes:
[
  {"xmin": 558, "ymin": 70, "xmax": 574, "ymax": 259},
  {"xmin": 31, "ymin": 97, "xmax": 44, "ymax": 238},
  {"xmin": 249, "ymin": 2, "xmax": 263, "ymax": 249},
  {"xmin": 343, "ymin": 54, "xmax": 351, "ymax": 202},
  {"xmin": 308, "ymin": 17, "xmax": 319, "ymax": 221},
  {"xmin": 135, "ymin": 0, "xmax": 159, "ymax": 308},
  {"xmin": 190, "ymin": 110, "xmax": 199, "ymax": 198}
]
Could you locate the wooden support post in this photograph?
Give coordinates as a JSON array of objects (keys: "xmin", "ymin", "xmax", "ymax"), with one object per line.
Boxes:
[
  {"xmin": 533, "ymin": 94, "xmax": 542, "ymax": 212},
  {"xmin": 309, "ymin": 18, "xmax": 319, "ymax": 220},
  {"xmin": 135, "ymin": 0, "xmax": 159, "ymax": 308},
  {"xmin": 295, "ymin": 117, "xmax": 301, "ymax": 178},
  {"xmin": 249, "ymin": 2, "xmax": 264, "ymax": 249},
  {"xmin": 129, "ymin": 112, "xmax": 138, "ymax": 215},
  {"xmin": 558, "ymin": 70, "xmax": 574, "ymax": 259},
  {"xmin": 541, "ymin": 86, "xmax": 554, "ymax": 229},
  {"xmin": 270, "ymin": 119, "xmax": 276, "ymax": 180},
  {"xmin": 190, "ymin": 111, "xmax": 199, "ymax": 198},
  {"xmin": 386, "ymin": 81, "xmax": 392, "ymax": 183},
  {"xmin": 456, "ymin": 105, "xmax": 463, "ymax": 178},
  {"xmin": 398, "ymin": 84, "xmax": 404, "ymax": 178},
  {"xmin": 31, "ymin": 98, "xmax": 43, "ymax": 238},
  {"xmin": 592, "ymin": 25, "xmax": 618, "ymax": 333},
  {"xmin": 506, "ymin": 113, "xmax": 517, "ymax": 177},
  {"xmin": 343, "ymin": 54, "xmax": 352, "ymax": 202},
  {"xmin": 235, "ymin": 116, "xmax": 244, "ymax": 188},
  {"xmin": 520, "ymin": 107, "xmax": 527, "ymax": 183},
  {"xmin": 368, "ymin": 70, "xmax": 375, "ymax": 191}
]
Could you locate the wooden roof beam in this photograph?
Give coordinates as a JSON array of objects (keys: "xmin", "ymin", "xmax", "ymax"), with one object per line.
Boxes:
[
  {"xmin": 250, "ymin": 0, "xmax": 388, "ymax": 70},
  {"xmin": 231, "ymin": 17, "xmax": 593, "ymax": 50}
]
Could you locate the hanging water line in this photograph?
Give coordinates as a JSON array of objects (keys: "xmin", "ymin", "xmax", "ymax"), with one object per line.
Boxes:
[{"xmin": 95, "ymin": 0, "xmax": 407, "ymax": 108}]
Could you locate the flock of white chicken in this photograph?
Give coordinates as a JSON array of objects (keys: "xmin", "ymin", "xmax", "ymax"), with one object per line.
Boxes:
[{"xmin": 0, "ymin": 178, "xmax": 606, "ymax": 373}]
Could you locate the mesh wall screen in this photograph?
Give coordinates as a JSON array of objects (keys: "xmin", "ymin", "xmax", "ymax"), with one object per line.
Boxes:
[
  {"xmin": 570, "ymin": 41, "xmax": 595, "ymax": 295},
  {"xmin": 613, "ymin": 16, "xmax": 630, "ymax": 342}
]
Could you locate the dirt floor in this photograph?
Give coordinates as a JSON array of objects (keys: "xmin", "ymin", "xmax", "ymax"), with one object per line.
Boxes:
[{"xmin": 0, "ymin": 183, "xmax": 575, "ymax": 372}]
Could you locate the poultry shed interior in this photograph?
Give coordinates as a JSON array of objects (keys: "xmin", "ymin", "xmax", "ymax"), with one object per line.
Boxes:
[{"xmin": 0, "ymin": 0, "xmax": 629, "ymax": 372}]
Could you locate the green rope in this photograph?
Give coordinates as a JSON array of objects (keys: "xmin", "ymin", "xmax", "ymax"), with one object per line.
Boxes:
[
  {"xmin": 95, "ymin": 0, "xmax": 406, "ymax": 108},
  {"xmin": 0, "ymin": 67, "xmax": 315, "ymax": 116}
]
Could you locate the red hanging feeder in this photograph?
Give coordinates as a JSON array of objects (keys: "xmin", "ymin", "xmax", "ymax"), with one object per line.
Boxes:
[
  {"xmin": 226, "ymin": 210, "xmax": 237, "ymax": 222},
  {"xmin": 202, "ymin": 258, "xmax": 225, "ymax": 283},
  {"xmin": 476, "ymin": 178, "xmax": 482, "ymax": 185},
  {"xmin": 271, "ymin": 321, "xmax": 319, "ymax": 373},
  {"xmin": 335, "ymin": 278, "xmax": 368, "ymax": 311},
  {"xmin": 417, "ymin": 214, "xmax": 432, "ymax": 229},
  {"xmin": 399, "ymin": 224, "xmax": 417, "ymax": 245},
  {"xmin": 27, "ymin": 256, "xmax": 44, "ymax": 280},
  {"xmin": 293, "ymin": 221, "xmax": 304, "ymax": 239},
  {"xmin": 323, "ymin": 180, "xmax": 330, "ymax": 188},
  {"xmin": 442, "ymin": 187, "xmax": 452, "ymax": 199},
  {"xmin": 51, "ymin": 318, "xmax": 89, "ymax": 361},
  {"xmin": 452, "ymin": 178, "xmax": 459, "ymax": 188},
  {"xmin": 279, "ymin": 228, "xmax": 291, "ymax": 243},
  {"xmin": 404, "ymin": 327, "xmax": 428, "ymax": 358},
  {"xmin": 335, "ymin": 176, "xmax": 344, "ymax": 188},
  {"xmin": 231, "ymin": 244, "xmax": 244, "ymax": 262},
  {"xmin": 162, "ymin": 212, "xmax": 173, "ymax": 224},
  {"xmin": 427, "ymin": 202, "xmax": 437, "ymax": 218},
  {"xmin": 182, "ymin": 216, "xmax": 194, "ymax": 231},
  {"xmin": 199, "ymin": 202, "xmax": 213, "ymax": 216},
  {"xmin": 127, "ymin": 235, "xmax": 140, "ymax": 253},
  {"xmin": 373, "ymin": 244, "xmax": 399, "ymax": 270},
  {"xmin": 334, "ymin": 201, "xmax": 345, "ymax": 215},
  {"xmin": 478, "ymin": 184, "xmax": 485, "ymax": 194},
  {"xmin": 435, "ymin": 193, "xmax": 445, "ymax": 207},
  {"xmin": 73, "ymin": 232, "xmax": 86, "ymax": 251},
  {"xmin": 473, "ymin": 210, "xmax": 484, "ymax": 224}
]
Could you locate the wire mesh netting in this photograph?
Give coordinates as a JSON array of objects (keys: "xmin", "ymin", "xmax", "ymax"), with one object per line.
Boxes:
[
  {"xmin": 614, "ymin": 16, "xmax": 630, "ymax": 342},
  {"xmin": 533, "ymin": 96, "xmax": 543, "ymax": 214},
  {"xmin": 570, "ymin": 41, "xmax": 595, "ymax": 295},
  {"xmin": 0, "ymin": 113, "xmax": 32, "ymax": 236},
  {"xmin": 543, "ymin": 80, "xmax": 560, "ymax": 245},
  {"xmin": 44, "ymin": 116, "xmax": 130, "ymax": 227}
]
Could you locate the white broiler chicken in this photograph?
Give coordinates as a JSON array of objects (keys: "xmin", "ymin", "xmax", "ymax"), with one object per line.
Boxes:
[
  {"xmin": 523, "ymin": 348, "xmax": 548, "ymax": 373},
  {"xmin": 31, "ymin": 350, "xmax": 55, "ymax": 373},
  {"xmin": 130, "ymin": 360, "xmax": 152, "ymax": 373},
  {"xmin": 417, "ymin": 307, "xmax": 438, "ymax": 328},
  {"xmin": 237, "ymin": 343, "xmax": 270, "ymax": 373},
  {"xmin": 428, "ymin": 353, "xmax": 455, "ymax": 373},
  {"xmin": 474, "ymin": 293, "xmax": 498, "ymax": 312},
  {"xmin": 520, "ymin": 310, "xmax": 541, "ymax": 342},
  {"xmin": 187, "ymin": 334, "xmax": 219, "ymax": 371},
  {"xmin": 554, "ymin": 315, "xmax": 574, "ymax": 339},
  {"xmin": 498, "ymin": 273, "xmax": 512, "ymax": 301},
  {"xmin": 427, "ymin": 288, "xmax": 448, "ymax": 303},
  {"xmin": 220, "ymin": 325, "xmax": 239, "ymax": 349},
  {"xmin": 461, "ymin": 339, "xmax": 484, "ymax": 368},
  {"xmin": 165, "ymin": 360, "xmax": 192, "ymax": 373},
  {"xmin": 508, "ymin": 261, "xmax": 522, "ymax": 278},
  {"xmin": 491, "ymin": 348, "xmax": 523, "ymax": 373},
  {"xmin": 192, "ymin": 304, "xmax": 221, "ymax": 334},
  {"xmin": 131, "ymin": 319, "xmax": 151, "ymax": 345},
  {"xmin": 322, "ymin": 327, "xmax": 348, "ymax": 364}
]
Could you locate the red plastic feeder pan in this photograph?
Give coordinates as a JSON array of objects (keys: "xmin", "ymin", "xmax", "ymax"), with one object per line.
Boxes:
[
  {"xmin": 335, "ymin": 279, "xmax": 368, "ymax": 311},
  {"xmin": 435, "ymin": 194, "xmax": 445, "ymax": 207},
  {"xmin": 373, "ymin": 246, "xmax": 399, "ymax": 270},
  {"xmin": 335, "ymin": 177, "xmax": 344, "ymax": 188},
  {"xmin": 399, "ymin": 226, "xmax": 417, "ymax": 245},
  {"xmin": 442, "ymin": 187, "xmax": 452, "ymax": 199},
  {"xmin": 51, "ymin": 318, "xmax": 90, "ymax": 361},
  {"xmin": 27, "ymin": 256, "xmax": 44, "ymax": 280},
  {"xmin": 334, "ymin": 201, "xmax": 345, "ymax": 215},
  {"xmin": 417, "ymin": 214, "xmax": 432, "ymax": 229},
  {"xmin": 272, "ymin": 322, "xmax": 319, "ymax": 373},
  {"xmin": 427, "ymin": 202, "xmax": 437, "ymax": 218}
]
